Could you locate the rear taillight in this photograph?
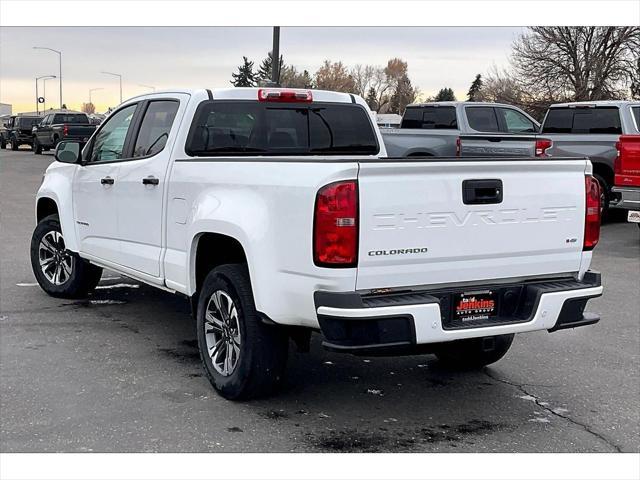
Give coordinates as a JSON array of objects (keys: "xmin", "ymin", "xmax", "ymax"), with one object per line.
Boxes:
[
  {"xmin": 614, "ymin": 140, "xmax": 621, "ymax": 174},
  {"xmin": 535, "ymin": 138, "xmax": 552, "ymax": 157},
  {"xmin": 584, "ymin": 175, "xmax": 601, "ymax": 251},
  {"xmin": 313, "ymin": 180, "xmax": 358, "ymax": 267},
  {"xmin": 258, "ymin": 89, "xmax": 313, "ymax": 103},
  {"xmin": 62, "ymin": 124, "xmax": 69, "ymax": 136},
  {"xmin": 455, "ymin": 137, "xmax": 461, "ymax": 157}
]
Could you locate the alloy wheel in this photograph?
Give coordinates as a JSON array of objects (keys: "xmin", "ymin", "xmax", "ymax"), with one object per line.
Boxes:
[
  {"xmin": 204, "ymin": 290, "xmax": 242, "ymax": 376},
  {"xmin": 38, "ymin": 230, "xmax": 73, "ymax": 285}
]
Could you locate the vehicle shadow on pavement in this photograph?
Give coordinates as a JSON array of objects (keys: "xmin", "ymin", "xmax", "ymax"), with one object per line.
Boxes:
[{"xmin": 37, "ymin": 273, "xmax": 592, "ymax": 453}]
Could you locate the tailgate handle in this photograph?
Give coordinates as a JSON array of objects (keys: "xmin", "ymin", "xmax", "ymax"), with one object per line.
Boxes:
[{"xmin": 462, "ymin": 179, "xmax": 503, "ymax": 205}]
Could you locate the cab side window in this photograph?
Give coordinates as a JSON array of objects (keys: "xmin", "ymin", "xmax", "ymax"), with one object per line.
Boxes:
[
  {"xmin": 132, "ymin": 101, "xmax": 179, "ymax": 157},
  {"xmin": 466, "ymin": 107, "xmax": 500, "ymax": 132},
  {"xmin": 498, "ymin": 108, "xmax": 537, "ymax": 133},
  {"xmin": 88, "ymin": 104, "xmax": 137, "ymax": 163}
]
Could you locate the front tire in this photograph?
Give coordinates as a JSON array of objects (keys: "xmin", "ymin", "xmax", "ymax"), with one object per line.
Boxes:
[
  {"xmin": 0, "ymin": 139, "xmax": 6, "ymax": 149},
  {"xmin": 33, "ymin": 137, "xmax": 42, "ymax": 155},
  {"xmin": 434, "ymin": 334, "xmax": 514, "ymax": 370},
  {"xmin": 30, "ymin": 214, "xmax": 102, "ymax": 298},
  {"xmin": 196, "ymin": 264, "xmax": 288, "ymax": 400},
  {"xmin": 11, "ymin": 138, "xmax": 18, "ymax": 151}
]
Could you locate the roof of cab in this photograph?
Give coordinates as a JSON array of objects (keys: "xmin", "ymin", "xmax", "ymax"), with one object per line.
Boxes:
[
  {"xmin": 126, "ymin": 87, "xmax": 357, "ymax": 104},
  {"xmin": 406, "ymin": 101, "xmax": 525, "ymax": 109},
  {"xmin": 549, "ymin": 100, "xmax": 640, "ymax": 108}
]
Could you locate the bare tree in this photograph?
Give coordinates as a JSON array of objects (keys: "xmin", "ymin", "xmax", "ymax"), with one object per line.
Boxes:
[
  {"xmin": 512, "ymin": 27, "xmax": 640, "ymax": 101},
  {"xmin": 481, "ymin": 66, "xmax": 557, "ymax": 120},
  {"xmin": 314, "ymin": 60, "xmax": 356, "ymax": 92},
  {"xmin": 81, "ymin": 102, "xmax": 96, "ymax": 115},
  {"xmin": 351, "ymin": 64, "xmax": 376, "ymax": 97}
]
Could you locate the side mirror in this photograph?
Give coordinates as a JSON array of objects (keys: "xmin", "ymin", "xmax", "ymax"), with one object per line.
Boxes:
[{"xmin": 55, "ymin": 141, "xmax": 82, "ymax": 164}]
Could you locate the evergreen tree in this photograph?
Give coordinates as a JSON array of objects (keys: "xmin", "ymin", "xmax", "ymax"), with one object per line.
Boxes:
[
  {"xmin": 389, "ymin": 74, "xmax": 416, "ymax": 114},
  {"xmin": 365, "ymin": 87, "xmax": 378, "ymax": 111},
  {"xmin": 300, "ymin": 70, "xmax": 314, "ymax": 88},
  {"xmin": 230, "ymin": 56, "xmax": 257, "ymax": 87},
  {"xmin": 467, "ymin": 74, "xmax": 483, "ymax": 101},
  {"xmin": 434, "ymin": 87, "xmax": 456, "ymax": 101},
  {"xmin": 257, "ymin": 51, "xmax": 285, "ymax": 84}
]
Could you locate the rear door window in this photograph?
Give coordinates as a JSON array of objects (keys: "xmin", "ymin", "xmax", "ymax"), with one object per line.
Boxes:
[
  {"xmin": 466, "ymin": 107, "xmax": 500, "ymax": 132},
  {"xmin": 132, "ymin": 100, "xmax": 179, "ymax": 157},
  {"xmin": 401, "ymin": 107, "xmax": 457, "ymax": 129},
  {"xmin": 186, "ymin": 101, "xmax": 378, "ymax": 156},
  {"xmin": 542, "ymin": 107, "xmax": 622, "ymax": 134}
]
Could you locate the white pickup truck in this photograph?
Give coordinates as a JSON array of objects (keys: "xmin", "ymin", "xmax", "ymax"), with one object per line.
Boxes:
[{"xmin": 31, "ymin": 87, "xmax": 604, "ymax": 400}]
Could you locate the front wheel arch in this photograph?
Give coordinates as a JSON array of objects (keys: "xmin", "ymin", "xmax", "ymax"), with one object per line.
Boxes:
[{"xmin": 37, "ymin": 197, "xmax": 59, "ymax": 223}]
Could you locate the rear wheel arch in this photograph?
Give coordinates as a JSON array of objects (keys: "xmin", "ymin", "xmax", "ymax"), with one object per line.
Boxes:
[
  {"xmin": 592, "ymin": 162, "xmax": 613, "ymax": 191},
  {"xmin": 192, "ymin": 232, "xmax": 249, "ymax": 296}
]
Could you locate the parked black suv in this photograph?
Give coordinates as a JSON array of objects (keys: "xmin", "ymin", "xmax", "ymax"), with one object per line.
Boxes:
[{"xmin": 1, "ymin": 115, "xmax": 42, "ymax": 150}]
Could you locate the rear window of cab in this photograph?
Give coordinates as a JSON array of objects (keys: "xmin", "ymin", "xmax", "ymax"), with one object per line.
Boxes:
[
  {"xmin": 542, "ymin": 107, "xmax": 622, "ymax": 134},
  {"xmin": 401, "ymin": 106, "xmax": 458, "ymax": 129},
  {"xmin": 185, "ymin": 101, "xmax": 379, "ymax": 156}
]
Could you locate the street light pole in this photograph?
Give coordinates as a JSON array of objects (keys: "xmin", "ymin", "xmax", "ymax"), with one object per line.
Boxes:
[
  {"xmin": 35, "ymin": 75, "xmax": 56, "ymax": 116},
  {"xmin": 271, "ymin": 26, "xmax": 280, "ymax": 85},
  {"xmin": 33, "ymin": 47, "xmax": 62, "ymax": 109},
  {"xmin": 102, "ymin": 71, "xmax": 123, "ymax": 104},
  {"xmin": 43, "ymin": 76, "xmax": 55, "ymax": 112}
]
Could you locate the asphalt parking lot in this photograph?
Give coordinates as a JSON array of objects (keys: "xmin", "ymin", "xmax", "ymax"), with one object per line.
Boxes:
[{"xmin": 1, "ymin": 148, "xmax": 638, "ymax": 453}]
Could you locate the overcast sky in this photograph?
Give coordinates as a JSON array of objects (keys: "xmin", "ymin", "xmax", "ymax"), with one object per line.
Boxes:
[{"xmin": 0, "ymin": 26, "xmax": 524, "ymax": 113}]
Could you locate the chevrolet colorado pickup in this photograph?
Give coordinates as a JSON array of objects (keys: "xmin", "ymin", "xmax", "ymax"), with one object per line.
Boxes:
[
  {"xmin": 31, "ymin": 88, "xmax": 604, "ymax": 400},
  {"xmin": 32, "ymin": 111, "xmax": 96, "ymax": 154},
  {"xmin": 540, "ymin": 101, "xmax": 640, "ymax": 212},
  {"xmin": 381, "ymin": 101, "xmax": 551, "ymax": 158}
]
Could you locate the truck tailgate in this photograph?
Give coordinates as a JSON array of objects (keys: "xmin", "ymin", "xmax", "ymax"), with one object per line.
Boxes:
[
  {"xmin": 460, "ymin": 134, "xmax": 538, "ymax": 157},
  {"xmin": 356, "ymin": 158, "xmax": 588, "ymax": 290}
]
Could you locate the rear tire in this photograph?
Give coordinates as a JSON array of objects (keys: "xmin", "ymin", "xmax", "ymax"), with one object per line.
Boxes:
[
  {"xmin": 0, "ymin": 139, "xmax": 6, "ymax": 149},
  {"xmin": 30, "ymin": 214, "xmax": 102, "ymax": 298},
  {"xmin": 11, "ymin": 138, "xmax": 18, "ymax": 151},
  {"xmin": 196, "ymin": 264, "xmax": 288, "ymax": 400},
  {"xmin": 33, "ymin": 137, "xmax": 42, "ymax": 155},
  {"xmin": 434, "ymin": 334, "xmax": 514, "ymax": 370},
  {"xmin": 593, "ymin": 173, "xmax": 610, "ymax": 216}
]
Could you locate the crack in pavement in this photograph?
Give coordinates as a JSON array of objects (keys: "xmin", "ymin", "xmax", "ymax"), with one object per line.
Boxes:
[{"xmin": 484, "ymin": 369, "xmax": 623, "ymax": 453}]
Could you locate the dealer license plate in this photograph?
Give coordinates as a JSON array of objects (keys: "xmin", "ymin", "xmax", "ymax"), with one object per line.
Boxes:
[{"xmin": 454, "ymin": 291, "xmax": 498, "ymax": 323}]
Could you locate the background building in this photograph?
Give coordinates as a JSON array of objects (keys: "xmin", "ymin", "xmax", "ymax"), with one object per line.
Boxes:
[{"xmin": 0, "ymin": 103, "xmax": 12, "ymax": 116}]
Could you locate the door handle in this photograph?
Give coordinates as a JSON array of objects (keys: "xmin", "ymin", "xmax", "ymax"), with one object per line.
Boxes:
[
  {"xmin": 462, "ymin": 179, "xmax": 503, "ymax": 205},
  {"xmin": 142, "ymin": 176, "xmax": 159, "ymax": 186},
  {"xmin": 100, "ymin": 176, "xmax": 115, "ymax": 185}
]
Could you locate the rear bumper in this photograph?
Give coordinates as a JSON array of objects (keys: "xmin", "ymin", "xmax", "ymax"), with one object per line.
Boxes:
[
  {"xmin": 315, "ymin": 272, "xmax": 603, "ymax": 354},
  {"xmin": 611, "ymin": 186, "xmax": 640, "ymax": 210}
]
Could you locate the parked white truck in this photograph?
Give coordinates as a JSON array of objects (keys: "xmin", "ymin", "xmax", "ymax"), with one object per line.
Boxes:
[{"xmin": 32, "ymin": 88, "xmax": 604, "ymax": 400}]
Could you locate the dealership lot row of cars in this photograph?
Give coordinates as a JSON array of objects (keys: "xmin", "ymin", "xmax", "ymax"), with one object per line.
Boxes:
[{"xmin": 2, "ymin": 98, "xmax": 639, "ymax": 224}]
